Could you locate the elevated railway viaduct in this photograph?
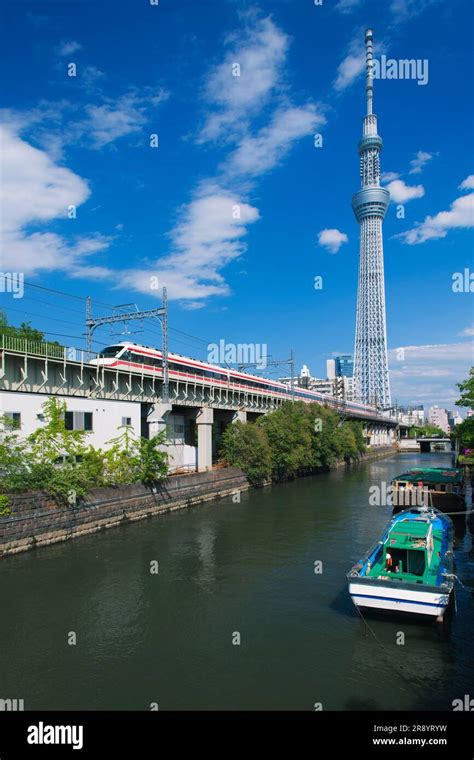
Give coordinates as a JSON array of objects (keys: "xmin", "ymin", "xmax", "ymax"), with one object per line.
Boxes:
[{"xmin": 0, "ymin": 338, "xmax": 398, "ymax": 472}]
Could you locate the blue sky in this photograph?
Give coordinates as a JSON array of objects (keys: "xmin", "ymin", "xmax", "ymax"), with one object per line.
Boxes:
[{"xmin": 0, "ymin": 0, "xmax": 473, "ymax": 408}]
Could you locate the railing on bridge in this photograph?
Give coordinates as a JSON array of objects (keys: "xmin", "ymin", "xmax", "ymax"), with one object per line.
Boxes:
[
  {"xmin": 0, "ymin": 335, "xmax": 94, "ymax": 363},
  {"xmin": 2, "ymin": 334, "xmax": 67, "ymax": 360},
  {"xmin": 0, "ymin": 334, "xmax": 398, "ymax": 423}
]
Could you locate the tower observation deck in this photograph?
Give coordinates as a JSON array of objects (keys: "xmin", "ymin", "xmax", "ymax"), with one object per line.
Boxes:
[{"xmin": 352, "ymin": 28, "xmax": 391, "ymax": 409}]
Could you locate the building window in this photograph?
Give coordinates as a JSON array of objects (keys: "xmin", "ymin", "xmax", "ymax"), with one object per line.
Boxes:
[
  {"xmin": 166, "ymin": 415, "xmax": 185, "ymax": 444},
  {"xmin": 65, "ymin": 411, "xmax": 93, "ymax": 431},
  {"xmin": 122, "ymin": 417, "xmax": 132, "ymax": 426},
  {"xmin": 4, "ymin": 412, "xmax": 21, "ymax": 427}
]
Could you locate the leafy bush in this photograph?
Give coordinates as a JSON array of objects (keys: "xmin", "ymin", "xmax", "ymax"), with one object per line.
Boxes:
[
  {"xmin": 136, "ymin": 434, "xmax": 169, "ymax": 484},
  {"xmin": 0, "ymin": 494, "xmax": 11, "ymax": 517}
]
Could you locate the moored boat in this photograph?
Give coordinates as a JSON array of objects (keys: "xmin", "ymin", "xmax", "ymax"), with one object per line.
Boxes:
[
  {"xmin": 347, "ymin": 507, "xmax": 455, "ymax": 620},
  {"xmin": 391, "ymin": 467, "xmax": 465, "ymax": 513}
]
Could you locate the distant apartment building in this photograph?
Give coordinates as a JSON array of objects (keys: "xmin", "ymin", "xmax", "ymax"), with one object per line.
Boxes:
[
  {"xmin": 280, "ymin": 364, "xmax": 354, "ymax": 401},
  {"xmin": 395, "ymin": 405, "xmax": 424, "ymax": 427},
  {"xmin": 335, "ymin": 355, "xmax": 354, "ymax": 378},
  {"xmin": 447, "ymin": 410, "xmax": 463, "ymax": 430},
  {"xmin": 326, "ymin": 355, "xmax": 354, "ymax": 380},
  {"xmin": 427, "ymin": 406, "xmax": 450, "ymax": 434},
  {"xmin": 326, "ymin": 359, "xmax": 336, "ymax": 381}
]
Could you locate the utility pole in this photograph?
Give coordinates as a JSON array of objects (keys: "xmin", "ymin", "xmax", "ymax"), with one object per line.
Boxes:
[
  {"xmin": 86, "ymin": 296, "xmax": 92, "ymax": 354},
  {"xmin": 290, "ymin": 349, "xmax": 294, "ymax": 403},
  {"xmin": 85, "ymin": 288, "xmax": 169, "ymax": 402},
  {"xmin": 161, "ymin": 288, "xmax": 169, "ymax": 403}
]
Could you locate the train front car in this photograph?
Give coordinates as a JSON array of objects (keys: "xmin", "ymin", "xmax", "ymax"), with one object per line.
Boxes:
[{"xmin": 89, "ymin": 344, "xmax": 129, "ymax": 367}]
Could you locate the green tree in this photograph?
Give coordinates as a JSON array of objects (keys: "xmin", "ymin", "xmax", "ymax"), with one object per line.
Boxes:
[
  {"xmin": 0, "ymin": 311, "xmax": 47, "ymax": 342},
  {"xmin": 102, "ymin": 425, "xmax": 141, "ymax": 485},
  {"xmin": 0, "ymin": 415, "xmax": 32, "ymax": 493},
  {"xmin": 220, "ymin": 403, "xmax": 367, "ymax": 483},
  {"xmin": 27, "ymin": 397, "xmax": 98, "ymax": 502},
  {"xmin": 219, "ymin": 420, "xmax": 272, "ymax": 485},
  {"xmin": 456, "ymin": 367, "xmax": 474, "ymax": 409},
  {"xmin": 28, "ymin": 397, "xmax": 89, "ymax": 464},
  {"xmin": 136, "ymin": 433, "xmax": 169, "ymax": 484},
  {"xmin": 0, "ymin": 398, "xmax": 169, "ymax": 502},
  {"xmin": 454, "ymin": 416, "xmax": 474, "ymax": 450},
  {"xmin": 259, "ymin": 402, "xmax": 314, "ymax": 479},
  {"xmin": 408, "ymin": 425, "xmax": 445, "ymax": 439}
]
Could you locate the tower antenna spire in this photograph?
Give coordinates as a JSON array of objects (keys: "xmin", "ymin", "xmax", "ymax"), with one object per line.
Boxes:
[{"xmin": 365, "ymin": 28, "xmax": 374, "ymax": 115}]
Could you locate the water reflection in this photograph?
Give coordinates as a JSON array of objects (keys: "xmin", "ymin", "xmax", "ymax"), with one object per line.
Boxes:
[{"xmin": 0, "ymin": 451, "xmax": 472, "ymax": 710}]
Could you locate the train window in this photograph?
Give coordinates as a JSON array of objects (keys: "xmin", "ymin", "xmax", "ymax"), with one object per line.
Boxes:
[
  {"xmin": 130, "ymin": 353, "xmax": 147, "ymax": 364},
  {"xmin": 98, "ymin": 346, "xmax": 123, "ymax": 358}
]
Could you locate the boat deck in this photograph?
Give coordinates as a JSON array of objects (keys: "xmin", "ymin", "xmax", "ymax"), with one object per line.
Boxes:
[{"xmin": 364, "ymin": 519, "xmax": 444, "ymax": 586}]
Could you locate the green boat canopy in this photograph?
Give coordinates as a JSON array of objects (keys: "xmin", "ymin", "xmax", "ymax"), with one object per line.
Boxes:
[{"xmin": 392, "ymin": 467, "xmax": 463, "ymax": 486}]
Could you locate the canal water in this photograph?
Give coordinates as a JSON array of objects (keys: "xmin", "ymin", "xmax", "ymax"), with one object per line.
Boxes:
[{"xmin": 2, "ymin": 452, "xmax": 473, "ymax": 711}]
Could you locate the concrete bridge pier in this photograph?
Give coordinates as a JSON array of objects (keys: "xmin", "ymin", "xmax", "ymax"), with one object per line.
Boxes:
[
  {"xmin": 364, "ymin": 422, "xmax": 395, "ymax": 448},
  {"xmin": 232, "ymin": 411, "xmax": 247, "ymax": 424},
  {"xmin": 196, "ymin": 407, "xmax": 214, "ymax": 472},
  {"xmin": 146, "ymin": 402, "xmax": 172, "ymax": 437}
]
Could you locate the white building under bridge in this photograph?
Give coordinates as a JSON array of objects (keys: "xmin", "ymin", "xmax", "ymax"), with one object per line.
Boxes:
[{"xmin": 0, "ymin": 337, "xmax": 398, "ymax": 472}]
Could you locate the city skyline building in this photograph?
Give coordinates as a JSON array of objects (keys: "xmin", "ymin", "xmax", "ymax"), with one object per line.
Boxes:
[
  {"xmin": 427, "ymin": 406, "xmax": 450, "ymax": 434},
  {"xmin": 335, "ymin": 355, "xmax": 354, "ymax": 378},
  {"xmin": 352, "ymin": 29, "xmax": 391, "ymax": 409}
]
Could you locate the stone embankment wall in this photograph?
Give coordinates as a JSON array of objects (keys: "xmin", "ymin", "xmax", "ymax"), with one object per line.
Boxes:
[
  {"xmin": 0, "ymin": 467, "xmax": 249, "ymax": 557},
  {"xmin": 0, "ymin": 446, "xmax": 397, "ymax": 557}
]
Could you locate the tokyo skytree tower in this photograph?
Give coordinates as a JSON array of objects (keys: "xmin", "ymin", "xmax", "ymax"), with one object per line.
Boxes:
[{"xmin": 352, "ymin": 29, "xmax": 391, "ymax": 408}]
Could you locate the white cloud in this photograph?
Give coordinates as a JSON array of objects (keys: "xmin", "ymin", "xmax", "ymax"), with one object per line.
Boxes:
[
  {"xmin": 388, "ymin": 341, "xmax": 474, "ymax": 407},
  {"xmin": 459, "ymin": 326, "xmax": 474, "ymax": 337},
  {"xmin": 381, "ymin": 171, "xmax": 400, "ymax": 183},
  {"xmin": 1, "ymin": 88, "xmax": 169, "ymax": 156},
  {"xmin": 136, "ymin": 13, "xmax": 322, "ymax": 304},
  {"xmin": 459, "ymin": 175, "xmax": 474, "ymax": 191},
  {"xmin": 334, "ymin": 36, "xmax": 366, "ymax": 92},
  {"xmin": 198, "ymin": 16, "xmax": 288, "ymax": 143},
  {"xmin": 334, "ymin": 31, "xmax": 386, "ymax": 92},
  {"xmin": 224, "ymin": 104, "xmax": 325, "ymax": 179},
  {"xmin": 335, "ymin": 0, "xmax": 363, "ymax": 12},
  {"xmin": 396, "ymin": 190, "xmax": 474, "ymax": 244},
  {"xmin": 117, "ymin": 190, "xmax": 260, "ymax": 301},
  {"xmin": 386, "ymin": 179, "xmax": 424, "ymax": 203},
  {"xmin": 390, "ymin": 0, "xmax": 442, "ymax": 24},
  {"xmin": 0, "ymin": 125, "xmax": 111, "ymax": 275},
  {"xmin": 318, "ymin": 228, "xmax": 348, "ymax": 254},
  {"xmin": 74, "ymin": 89, "xmax": 169, "ymax": 149},
  {"xmin": 56, "ymin": 40, "xmax": 82, "ymax": 57},
  {"xmin": 409, "ymin": 150, "xmax": 433, "ymax": 174},
  {"xmin": 81, "ymin": 66, "xmax": 106, "ymax": 90}
]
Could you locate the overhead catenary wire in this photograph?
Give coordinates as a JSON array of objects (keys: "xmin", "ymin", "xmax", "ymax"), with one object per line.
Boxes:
[
  {"xmin": 7, "ymin": 281, "xmax": 290, "ymax": 372},
  {"xmin": 9, "ymin": 280, "xmax": 217, "ymax": 355}
]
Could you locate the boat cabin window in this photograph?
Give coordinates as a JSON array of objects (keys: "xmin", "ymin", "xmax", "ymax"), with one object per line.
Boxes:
[{"xmin": 386, "ymin": 548, "xmax": 425, "ymax": 576}]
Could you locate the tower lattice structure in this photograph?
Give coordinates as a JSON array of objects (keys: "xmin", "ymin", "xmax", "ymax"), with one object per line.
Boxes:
[{"xmin": 352, "ymin": 28, "xmax": 391, "ymax": 409}]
